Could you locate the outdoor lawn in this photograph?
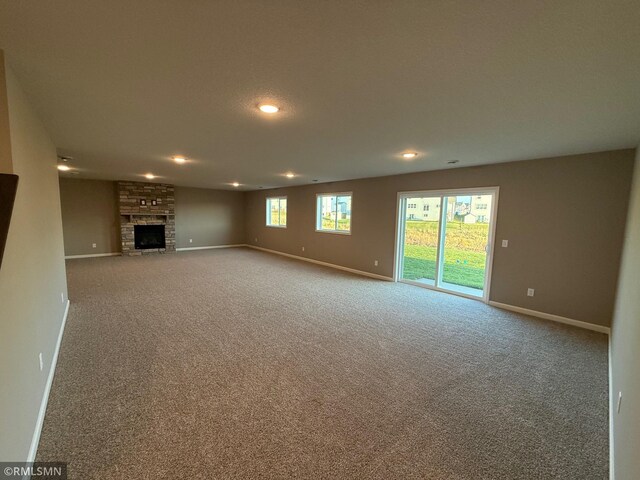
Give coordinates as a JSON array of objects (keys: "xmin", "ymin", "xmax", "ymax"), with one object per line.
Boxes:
[
  {"xmin": 322, "ymin": 217, "xmax": 350, "ymax": 231},
  {"xmin": 402, "ymin": 220, "xmax": 489, "ymax": 289}
]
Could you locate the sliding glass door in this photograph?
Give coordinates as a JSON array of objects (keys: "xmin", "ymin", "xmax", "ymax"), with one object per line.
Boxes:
[
  {"xmin": 400, "ymin": 196, "xmax": 442, "ymax": 286},
  {"xmin": 397, "ymin": 188, "xmax": 498, "ymax": 301}
]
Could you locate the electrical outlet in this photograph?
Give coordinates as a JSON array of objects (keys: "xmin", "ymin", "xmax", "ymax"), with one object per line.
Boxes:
[
  {"xmin": 39, "ymin": 353, "xmax": 43, "ymax": 372},
  {"xmin": 92, "ymin": 243, "xmax": 97, "ymax": 248},
  {"xmin": 255, "ymin": 237, "xmax": 258, "ymax": 243},
  {"xmin": 189, "ymin": 239, "xmax": 193, "ymax": 243},
  {"xmin": 617, "ymin": 392, "xmax": 622, "ymax": 413},
  {"xmin": 527, "ymin": 288, "xmax": 535, "ymax": 297},
  {"xmin": 374, "ymin": 260, "xmax": 379, "ymax": 266},
  {"xmin": 502, "ymin": 240, "xmax": 509, "ymax": 247},
  {"xmin": 302, "ymin": 246, "xmax": 305, "ymax": 252}
]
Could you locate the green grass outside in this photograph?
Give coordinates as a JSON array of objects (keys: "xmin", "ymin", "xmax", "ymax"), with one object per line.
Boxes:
[
  {"xmin": 269, "ymin": 208, "xmax": 287, "ymax": 226},
  {"xmin": 402, "ymin": 221, "xmax": 489, "ymax": 290},
  {"xmin": 322, "ymin": 217, "xmax": 350, "ymax": 231}
]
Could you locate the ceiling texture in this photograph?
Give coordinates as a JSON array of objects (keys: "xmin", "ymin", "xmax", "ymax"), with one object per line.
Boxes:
[{"xmin": 0, "ymin": 0, "xmax": 639, "ymax": 190}]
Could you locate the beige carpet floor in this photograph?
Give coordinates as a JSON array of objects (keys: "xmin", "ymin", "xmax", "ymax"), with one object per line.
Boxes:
[{"xmin": 37, "ymin": 248, "xmax": 609, "ymax": 479}]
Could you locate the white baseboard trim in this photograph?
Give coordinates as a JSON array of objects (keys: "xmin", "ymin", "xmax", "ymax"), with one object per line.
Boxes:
[
  {"xmin": 488, "ymin": 301, "xmax": 610, "ymax": 334},
  {"xmin": 609, "ymin": 333, "xmax": 615, "ymax": 480},
  {"xmin": 27, "ymin": 299, "xmax": 70, "ymax": 463},
  {"xmin": 176, "ymin": 244, "xmax": 246, "ymax": 252},
  {"xmin": 247, "ymin": 245, "xmax": 393, "ymax": 282},
  {"xmin": 65, "ymin": 252, "xmax": 121, "ymax": 259}
]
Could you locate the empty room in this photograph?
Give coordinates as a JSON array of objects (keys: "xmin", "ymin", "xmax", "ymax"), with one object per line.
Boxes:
[{"xmin": 1, "ymin": 1, "xmax": 639, "ymax": 479}]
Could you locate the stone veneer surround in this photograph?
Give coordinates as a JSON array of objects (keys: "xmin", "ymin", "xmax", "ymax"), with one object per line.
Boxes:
[{"xmin": 118, "ymin": 181, "xmax": 176, "ymax": 255}]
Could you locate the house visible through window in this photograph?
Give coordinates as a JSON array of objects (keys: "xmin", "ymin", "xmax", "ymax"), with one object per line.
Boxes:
[
  {"xmin": 316, "ymin": 193, "xmax": 352, "ymax": 233},
  {"xmin": 266, "ymin": 197, "xmax": 287, "ymax": 227}
]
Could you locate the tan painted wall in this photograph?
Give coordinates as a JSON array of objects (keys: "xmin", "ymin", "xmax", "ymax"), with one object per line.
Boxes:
[
  {"xmin": 611, "ymin": 147, "xmax": 640, "ymax": 479},
  {"xmin": 58, "ymin": 181, "xmax": 245, "ymax": 255},
  {"xmin": 175, "ymin": 186, "xmax": 245, "ymax": 248},
  {"xmin": 0, "ymin": 51, "xmax": 12, "ymax": 173},
  {"xmin": 59, "ymin": 178, "xmax": 120, "ymax": 256},
  {"xmin": 245, "ymin": 149, "xmax": 635, "ymax": 327},
  {"xmin": 0, "ymin": 62, "xmax": 68, "ymax": 461}
]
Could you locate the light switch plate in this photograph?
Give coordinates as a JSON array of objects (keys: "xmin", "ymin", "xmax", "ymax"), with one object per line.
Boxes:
[{"xmin": 502, "ymin": 240, "xmax": 508, "ymax": 247}]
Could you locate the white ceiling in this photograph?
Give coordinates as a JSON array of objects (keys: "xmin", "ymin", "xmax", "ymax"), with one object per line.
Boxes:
[{"xmin": 0, "ymin": 0, "xmax": 639, "ymax": 190}]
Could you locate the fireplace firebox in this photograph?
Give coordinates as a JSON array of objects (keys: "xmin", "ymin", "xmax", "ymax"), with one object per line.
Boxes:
[{"xmin": 134, "ymin": 224, "xmax": 166, "ymax": 250}]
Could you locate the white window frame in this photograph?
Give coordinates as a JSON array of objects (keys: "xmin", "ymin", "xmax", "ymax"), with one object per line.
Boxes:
[
  {"xmin": 315, "ymin": 192, "xmax": 352, "ymax": 235},
  {"xmin": 393, "ymin": 186, "xmax": 499, "ymax": 304},
  {"xmin": 266, "ymin": 196, "xmax": 287, "ymax": 228}
]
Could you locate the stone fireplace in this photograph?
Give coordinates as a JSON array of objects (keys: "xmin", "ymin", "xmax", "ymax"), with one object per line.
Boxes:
[{"xmin": 118, "ymin": 181, "xmax": 176, "ymax": 255}]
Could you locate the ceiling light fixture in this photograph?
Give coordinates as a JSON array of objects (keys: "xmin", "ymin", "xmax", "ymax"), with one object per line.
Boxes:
[
  {"xmin": 402, "ymin": 152, "xmax": 418, "ymax": 159},
  {"xmin": 232, "ymin": 182, "xmax": 240, "ymax": 187},
  {"xmin": 173, "ymin": 156, "xmax": 186, "ymax": 164},
  {"xmin": 145, "ymin": 173, "xmax": 155, "ymax": 180},
  {"xmin": 259, "ymin": 104, "xmax": 279, "ymax": 114},
  {"xmin": 285, "ymin": 172, "xmax": 295, "ymax": 178},
  {"xmin": 57, "ymin": 165, "xmax": 70, "ymax": 171}
]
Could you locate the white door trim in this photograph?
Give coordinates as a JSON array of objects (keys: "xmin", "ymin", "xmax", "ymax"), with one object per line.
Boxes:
[{"xmin": 393, "ymin": 186, "xmax": 500, "ymax": 304}]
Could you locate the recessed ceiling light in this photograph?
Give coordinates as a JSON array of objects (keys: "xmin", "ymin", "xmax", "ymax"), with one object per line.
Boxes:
[
  {"xmin": 145, "ymin": 173, "xmax": 155, "ymax": 179},
  {"xmin": 173, "ymin": 156, "xmax": 186, "ymax": 164},
  {"xmin": 58, "ymin": 155, "xmax": 73, "ymax": 162},
  {"xmin": 57, "ymin": 165, "xmax": 70, "ymax": 171},
  {"xmin": 402, "ymin": 152, "xmax": 418, "ymax": 159},
  {"xmin": 285, "ymin": 172, "xmax": 295, "ymax": 178},
  {"xmin": 259, "ymin": 104, "xmax": 279, "ymax": 114},
  {"xmin": 232, "ymin": 182, "xmax": 240, "ymax": 187}
]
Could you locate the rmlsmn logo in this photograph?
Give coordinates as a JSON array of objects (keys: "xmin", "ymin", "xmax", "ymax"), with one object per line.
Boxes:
[{"xmin": 0, "ymin": 462, "xmax": 67, "ymax": 480}]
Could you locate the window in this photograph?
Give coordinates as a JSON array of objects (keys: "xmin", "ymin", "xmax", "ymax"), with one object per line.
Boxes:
[
  {"xmin": 316, "ymin": 193, "xmax": 352, "ymax": 234},
  {"xmin": 266, "ymin": 196, "xmax": 287, "ymax": 227}
]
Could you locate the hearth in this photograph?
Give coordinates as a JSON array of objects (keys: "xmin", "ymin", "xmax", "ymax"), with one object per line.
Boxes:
[{"xmin": 134, "ymin": 224, "xmax": 166, "ymax": 250}]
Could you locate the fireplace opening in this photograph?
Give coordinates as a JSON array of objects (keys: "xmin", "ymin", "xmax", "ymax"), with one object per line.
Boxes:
[{"xmin": 134, "ymin": 224, "xmax": 166, "ymax": 250}]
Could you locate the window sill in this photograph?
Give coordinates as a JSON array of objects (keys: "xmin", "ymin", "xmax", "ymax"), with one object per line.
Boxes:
[
  {"xmin": 266, "ymin": 225, "xmax": 287, "ymax": 229},
  {"xmin": 315, "ymin": 229, "xmax": 351, "ymax": 235}
]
